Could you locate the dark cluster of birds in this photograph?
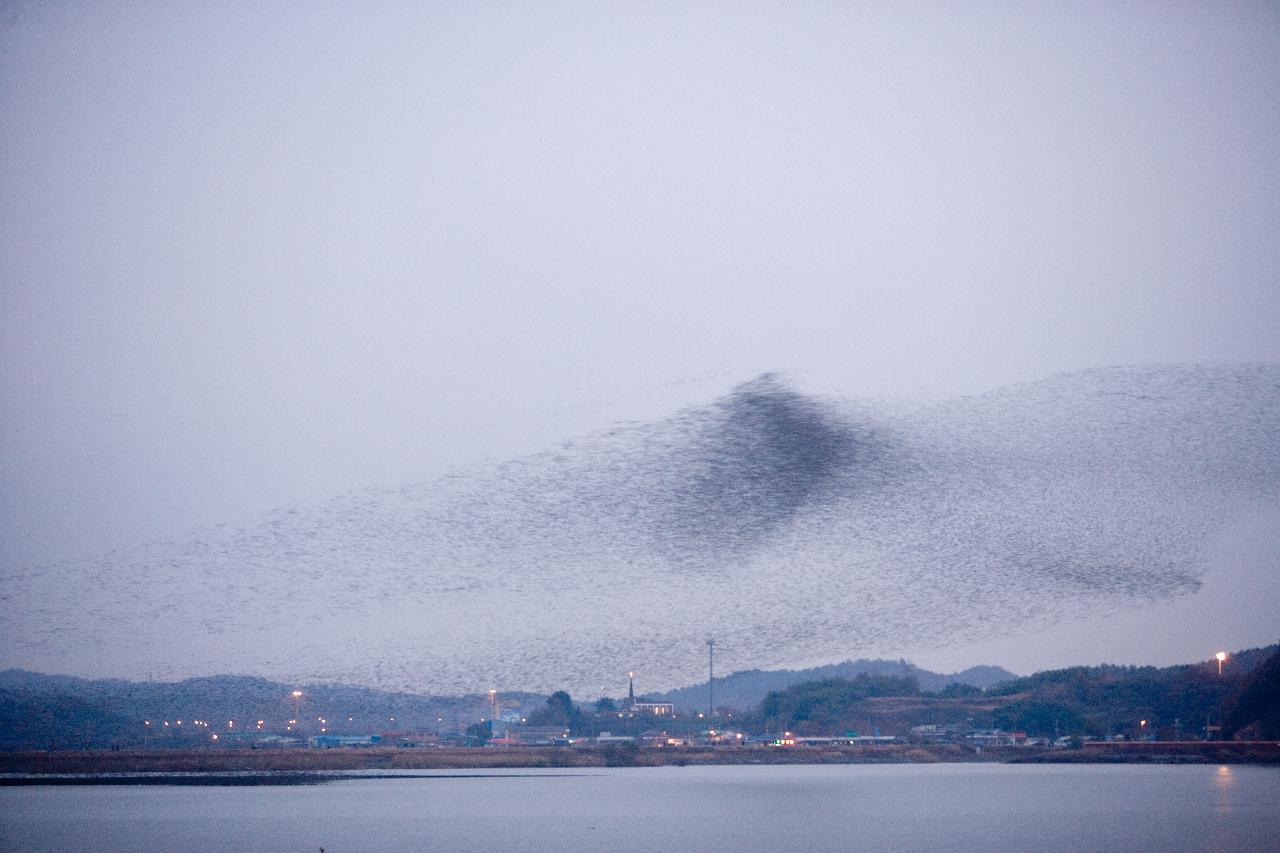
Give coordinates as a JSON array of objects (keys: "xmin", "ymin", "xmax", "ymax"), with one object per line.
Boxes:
[{"xmin": 3, "ymin": 363, "xmax": 1277, "ymax": 695}]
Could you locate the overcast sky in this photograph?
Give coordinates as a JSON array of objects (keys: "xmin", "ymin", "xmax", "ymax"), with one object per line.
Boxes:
[{"xmin": 3, "ymin": 2, "xmax": 1278, "ymax": 669}]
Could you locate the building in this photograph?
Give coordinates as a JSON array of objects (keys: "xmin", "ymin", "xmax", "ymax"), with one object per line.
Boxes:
[
  {"xmin": 507, "ymin": 725, "xmax": 571, "ymax": 746},
  {"xmin": 309, "ymin": 734, "xmax": 382, "ymax": 748},
  {"xmin": 621, "ymin": 671, "xmax": 674, "ymax": 717},
  {"xmin": 964, "ymin": 730, "xmax": 1024, "ymax": 748}
]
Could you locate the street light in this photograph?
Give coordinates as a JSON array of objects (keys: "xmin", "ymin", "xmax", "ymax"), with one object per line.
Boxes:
[{"xmin": 1215, "ymin": 652, "xmax": 1227, "ymax": 676}]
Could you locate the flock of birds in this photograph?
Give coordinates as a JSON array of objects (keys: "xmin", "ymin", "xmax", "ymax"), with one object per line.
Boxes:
[{"xmin": 3, "ymin": 363, "xmax": 1277, "ymax": 695}]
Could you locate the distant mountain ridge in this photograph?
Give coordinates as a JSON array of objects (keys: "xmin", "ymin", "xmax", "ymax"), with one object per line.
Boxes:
[
  {"xmin": 3, "ymin": 647, "xmax": 1275, "ymax": 749},
  {"xmin": 646, "ymin": 659, "xmax": 1017, "ymax": 713},
  {"xmin": 0, "ymin": 670, "xmax": 541, "ymax": 751},
  {"xmin": 0, "ymin": 659, "xmax": 1015, "ymax": 750}
]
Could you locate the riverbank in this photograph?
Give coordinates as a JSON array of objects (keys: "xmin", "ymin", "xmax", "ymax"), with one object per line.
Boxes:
[
  {"xmin": 1019, "ymin": 740, "xmax": 1280, "ymax": 764},
  {"xmin": 0, "ymin": 744, "xmax": 980, "ymax": 774},
  {"xmin": 2, "ymin": 741, "xmax": 1276, "ymax": 776}
]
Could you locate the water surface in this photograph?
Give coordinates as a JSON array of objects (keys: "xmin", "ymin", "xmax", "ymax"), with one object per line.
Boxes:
[{"xmin": 2, "ymin": 763, "xmax": 1277, "ymax": 852}]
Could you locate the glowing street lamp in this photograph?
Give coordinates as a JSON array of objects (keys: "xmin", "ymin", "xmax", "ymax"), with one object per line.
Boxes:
[{"xmin": 1215, "ymin": 652, "xmax": 1227, "ymax": 676}]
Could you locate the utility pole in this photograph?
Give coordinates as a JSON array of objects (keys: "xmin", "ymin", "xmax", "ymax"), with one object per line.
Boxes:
[{"xmin": 707, "ymin": 638, "xmax": 715, "ymax": 721}]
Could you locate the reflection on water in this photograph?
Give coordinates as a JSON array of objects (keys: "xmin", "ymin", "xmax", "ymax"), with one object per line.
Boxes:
[
  {"xmin": 1, "ymin": 764, "xmax": 1278, "ymax": 853},
  {"xmin": 1213, "ymin": 763, "xmax": 1235, "ymax": 815}
]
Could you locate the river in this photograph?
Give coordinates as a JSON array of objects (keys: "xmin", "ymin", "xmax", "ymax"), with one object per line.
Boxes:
[{"xmin": 2, "ymin": 763, "xmax": 1278, "ymax": 852}]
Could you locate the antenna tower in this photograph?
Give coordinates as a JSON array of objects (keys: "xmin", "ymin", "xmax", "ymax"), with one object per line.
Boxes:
[{"xmin": 706, "ymin": 638, "xmax": 715, "ymax": 720}]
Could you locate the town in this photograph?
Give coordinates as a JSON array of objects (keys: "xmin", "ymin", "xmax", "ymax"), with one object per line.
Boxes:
[{"xmin": 10, "ymin": 642, "xmax": 1265, "ymax": 767}]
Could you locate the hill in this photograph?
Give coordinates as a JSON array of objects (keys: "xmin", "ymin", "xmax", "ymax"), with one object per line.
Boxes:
[
  {"xmin": 752, "ymin": 646, "xmax": 1279, "ymax": 739},
  {"xmin": 0, "ymin": 670, "xmax": 542, "ymax": 751},
  {"xmin": 647, "ymin": 659, "xmax": 1016, "ymax": 713},
  {"xmin": 1226, "ymin": 649, "xmax": 1280, "ymax": 738}
]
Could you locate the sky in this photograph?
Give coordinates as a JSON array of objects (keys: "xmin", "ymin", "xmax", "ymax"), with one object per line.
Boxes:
[{"xmin": 2, "ymin": 1, "xmax": 1278, "ymax": 680}]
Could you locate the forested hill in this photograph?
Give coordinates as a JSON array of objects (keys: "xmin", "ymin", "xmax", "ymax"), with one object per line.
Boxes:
[
  {"xmin": 981, "ymin": 645, "xmax": 1280, "ymax": 738},
  {"xmin": 0, "ymin": 671, "xmax": 542, "ymax": 751},
  {"xmin": 988, "ymin": 645, "xmax": 1277, "ymax": 697},
  {"xmin": 752, "ymin": 646, "xmax": 1280, "ymax": 738}
]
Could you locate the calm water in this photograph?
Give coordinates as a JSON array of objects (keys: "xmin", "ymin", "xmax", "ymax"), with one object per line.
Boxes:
[{"xmin": 2, "ymin": 764, "xmax": 1278, "ymax": 852}]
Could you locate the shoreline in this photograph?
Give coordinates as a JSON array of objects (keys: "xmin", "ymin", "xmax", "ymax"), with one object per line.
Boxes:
[{"xmin": 2, "ymin": 742, "xmax": 1276, "ymax": 779}]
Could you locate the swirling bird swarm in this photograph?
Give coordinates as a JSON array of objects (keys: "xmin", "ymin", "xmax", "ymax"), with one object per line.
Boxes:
[{"xmin": 3, "ymin": 364, "xmax": 1277, "ymax": 694}]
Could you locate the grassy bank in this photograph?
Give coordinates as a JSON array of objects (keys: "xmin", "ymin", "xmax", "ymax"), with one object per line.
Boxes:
[
  {"xmin": 1015, "ymin": 741, "xmax": 1280, "ymax": 764},
  {"xmin": 0, "ymin": 744, "xmax": 988, "ymax": 774},
  {"xmin": 3, "ymin": 741, "xmax": 1276, "ymax": 775}
]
